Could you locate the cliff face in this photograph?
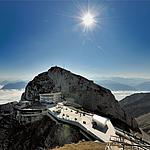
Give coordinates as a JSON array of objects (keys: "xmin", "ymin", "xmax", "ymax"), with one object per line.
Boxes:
[
  {"xmin": 136, "ymin": 113, "xmax": 150, "ymax": 136},
  {"xmin": 21, "ymin": 66, "xmax": 138, "ymax": 130},
  {"xmin": 120, "ymin": 93, "xmax": 150, "ymax": 135},
  {"xmin": 0, "ymin": 112, "xmax": 83, "ymax": 150},
  {"xmin": 120, "ymin": 93, "xmax": 150, "ymax": 118}
]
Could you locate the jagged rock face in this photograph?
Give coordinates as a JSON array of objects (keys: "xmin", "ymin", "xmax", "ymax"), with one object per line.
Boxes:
[
  {"xmin": 120, "ymin": 93, "xmax": 150, "ymax": 136},
  {"xmin": 0, "ymin": 114, "xmax": 84, "ymax": 150},
  {"xmin": 120, "ymin": 93, "xmax": 150, "ymax": 118},
  {"xmin": 21, "ymin": 66, "xmax": 139, "ymax": 130},
  {"xmin": 0, "ymin": 102, "xmax": 17, "ymax": 114}
]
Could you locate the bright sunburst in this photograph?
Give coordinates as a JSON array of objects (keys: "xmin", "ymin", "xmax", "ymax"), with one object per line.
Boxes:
[
  {"xmin": 80, "ymin": 11, "xmax": 97, "ymax": 32},
  {"xmin": 74, "ymin": 2, "xmax": 100, "ymax": 33},
  {"xmin": 82, "ymin": 12, "xmax": 96, "ymax": 27}
]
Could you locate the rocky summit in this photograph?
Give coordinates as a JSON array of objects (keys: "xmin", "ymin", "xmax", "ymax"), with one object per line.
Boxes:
[{"xmin": 21, "ymin": 66, "xmax": 138, "ymax": 131}]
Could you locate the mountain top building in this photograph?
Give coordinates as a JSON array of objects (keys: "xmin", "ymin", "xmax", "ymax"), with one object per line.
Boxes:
[{"xmin": 39, "ymin": 92, "xmax": 62, "ymax": 104}]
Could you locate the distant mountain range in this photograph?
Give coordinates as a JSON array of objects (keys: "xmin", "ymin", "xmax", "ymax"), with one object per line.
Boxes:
[
  {"xmin": 1, "ymin": 77, "xmax": 150, "ymax": 91},
  {"xmin": 105, "ymin": 77, "xmax": 149, "ymax": 86},
  {"xmin": 0, "ymin": 80, "xmax": 12, "ymax": 85},
  {"xmin": 96, "ymin": 80, "xmax": 136, "ymax": 91},
  {"xmin": 96, "ymin": 78, "xmax": 150, "ymax": 91},
  {"xmin": 1, "ymin": 81, "xmax": 27, "ymax": 90},
  {"xmin": 135, "ymin": 82, "xmax": 150, "ymax": 91}
]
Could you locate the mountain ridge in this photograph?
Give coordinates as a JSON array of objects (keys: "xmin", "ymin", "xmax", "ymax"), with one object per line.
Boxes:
[
  {"xmin": 1, "ymin": 81, "xmax": 27, "ymax": 90},
  {"xmin": 21, "ymin": 66, "xmax": 139, "ymax": 131},
  {"xmin": 119, "ymin": 93, "xmax": 150, "ymax": 135},
  {"xmin": 96, "ymin": 80, "xmax": 150, "ymax": 91}
]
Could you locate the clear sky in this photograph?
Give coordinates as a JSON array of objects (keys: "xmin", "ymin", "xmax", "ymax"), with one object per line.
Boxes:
[{"xmin": 0, "ymin": 0, "xmax": 150, "ymax": 80}]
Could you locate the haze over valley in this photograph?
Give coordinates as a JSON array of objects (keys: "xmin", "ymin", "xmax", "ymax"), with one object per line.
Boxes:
[
  {"xmin": 0, "ymin": 77, "xmax": 150, "ymax": 104},
  {"xmin": 0, "ymin": 89, "xmax": 24, "ymax": 105}
]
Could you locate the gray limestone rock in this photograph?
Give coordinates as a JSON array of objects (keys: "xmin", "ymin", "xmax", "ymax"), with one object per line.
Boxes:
[
  {"xmin": 21, "ymin": 66, "xmax": 139, "ymax": 131},
  {"xmin": 0, "ymin": 114, "xmax": 83, "ymax": 150}
]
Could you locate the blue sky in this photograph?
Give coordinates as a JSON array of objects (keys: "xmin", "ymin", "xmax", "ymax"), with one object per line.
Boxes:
[{"xmin": 0, "ymin": 0, "xmax": 150, "ymax": 80}]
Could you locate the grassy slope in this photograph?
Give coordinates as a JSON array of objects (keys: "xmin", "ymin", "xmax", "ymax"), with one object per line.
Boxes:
[
  {"xmin": 52, "ymin": 141, "xmax": 106, "ymax": 150},
  {"xmin": 51, "ymin": 141, "xmax": 124, "ymax": 150}
]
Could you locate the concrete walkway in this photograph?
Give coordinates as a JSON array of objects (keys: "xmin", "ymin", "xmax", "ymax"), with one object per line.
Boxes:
[{"xmin": 48, "ymin": 103, "xmax": 116, "ymax": 142}]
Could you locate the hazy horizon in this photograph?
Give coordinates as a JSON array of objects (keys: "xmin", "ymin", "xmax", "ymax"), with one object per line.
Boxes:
[
  {"xmin": 0, "ymin": 89, "xmax": 149, "ymax": 105},
  {"xmin": 0, "ymin": 89, "xmax": 24, "ymax": 105},
  {"xmin": 0, "ymin": 71, "xmax": 150, "ymax": 85}
]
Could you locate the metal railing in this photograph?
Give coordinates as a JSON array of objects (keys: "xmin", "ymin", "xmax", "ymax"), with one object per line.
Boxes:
[{"xmin": 110, "ymin": 135, "xmax": 150, "ymax": 150}]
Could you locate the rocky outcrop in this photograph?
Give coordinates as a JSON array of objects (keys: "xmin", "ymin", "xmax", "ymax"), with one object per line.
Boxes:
[
  {"xmin": 120, "ymin": 93, "xmax": 150, "ymax": 136},
  {"xmin": 0, "ymin": 102, "xmax": 17, "ymax": 114},
  {"xmin": 120, "ymin": 93, "xmax": 150, "ymax": 118},
  {"xmin": 21, "ymin": 66, "xmax": 139, "ymax": 131},
  {"xmin": 136, "ymin": 113, "xmax": 150, "ymax": 136},
  {"xmin": 0, "ymin": 112, "xmax": 84, "ymax": 150}
]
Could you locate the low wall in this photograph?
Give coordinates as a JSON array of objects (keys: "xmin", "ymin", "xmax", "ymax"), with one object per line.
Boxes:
[{"xmin": 16, "ymin": 110, "xmax": 48, "ymax": 124}]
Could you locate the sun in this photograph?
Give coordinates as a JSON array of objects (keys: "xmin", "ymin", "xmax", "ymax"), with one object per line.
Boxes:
[
  {"xmin": 79, "ymin": 10, "xmax": 97, "ymax": 32},
  {"xmin": 82, "ymin": 12, "xmax": 95, "ymax": 27},
  {"xmin": 74, "ymin": 3, "xmax": 102, "ymax": 32}
]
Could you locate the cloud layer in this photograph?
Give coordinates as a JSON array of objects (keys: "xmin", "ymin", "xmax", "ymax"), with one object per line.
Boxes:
[
  {"xmin": 0, "ymin": 89, "xmax": 24, "ymax": 105},
  {"xmin": 112, "ymin": 91, "xmax": 150, "ymax": 101}
]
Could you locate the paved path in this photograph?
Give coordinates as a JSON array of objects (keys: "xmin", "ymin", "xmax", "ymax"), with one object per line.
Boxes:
[
  {"xmin": 47, "ymin": 103, "xmax": 150, "ymax": 149},
  {"xmin": 48, "ymin": 103, "xmax": 116, "ymax": 142},
  {"xmin": 16, "ymin": 101, "xmax": 150, "ymax": 149}
]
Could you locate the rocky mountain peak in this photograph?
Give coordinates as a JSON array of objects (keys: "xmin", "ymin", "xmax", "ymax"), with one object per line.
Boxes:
[{"xmin": 21, "ymin": 66, "xmax": 139, "ymax": 131}]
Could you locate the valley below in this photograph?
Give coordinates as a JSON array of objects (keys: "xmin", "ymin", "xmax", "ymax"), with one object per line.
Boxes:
[
  {"xmin": 0, "ymin": 89, "xmax": 149, "ymax": 105},
  {"xmin": 0, "ymin": 89, "xmax": 24, "ymax": 105}
]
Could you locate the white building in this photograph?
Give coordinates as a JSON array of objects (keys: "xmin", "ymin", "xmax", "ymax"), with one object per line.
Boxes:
[
  {"xmin": 39, "ymin": 92, "xmax": 62, "ymax": 104},
  {"xmin": 16, "ymin": 108, "xmax": 48, "ymax": 124}
]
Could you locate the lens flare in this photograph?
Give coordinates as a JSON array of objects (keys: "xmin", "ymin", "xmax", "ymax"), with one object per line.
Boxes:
[{"xmin": 82, "ymin": 12, "xmax": 96, "ymax": 27}]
